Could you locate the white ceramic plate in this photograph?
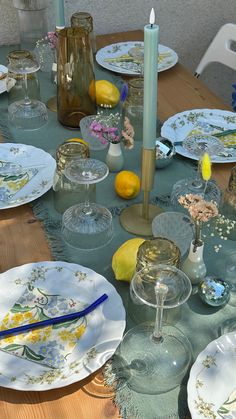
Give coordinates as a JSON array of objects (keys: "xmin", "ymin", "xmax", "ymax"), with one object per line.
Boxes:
[
  {"xmin": 0, "ymin": 143, "xmax": 56, "ymax": 209},
  {"xmin": 96, "ymin": 41, "xmax": 178, "ymax": 75},
  {"xmin": 0, "ymin": 261, "xmax": 126, "ymax": 391},
  {"xmin": 0, "ymin": 65, "xmax": 7, "ymax": 94},
  {"xmin": 187, "ymin": 331, "xmax": 236, "ymax": 418},
  {"xmin": 152, "ymin": 212, "xmax": 194, "ymax": 256},
  {"xmin": 161, "ymin": 109, "xmax": 236, "ymax": 163}
]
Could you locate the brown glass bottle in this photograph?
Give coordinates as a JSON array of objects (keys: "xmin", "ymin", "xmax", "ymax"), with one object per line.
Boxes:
[
  {"xmin": 71, "ymin": 11, "xmax": 96, "ymax": 53},
  {"xmin": 57, "ymin": 27, "xmax": 97, "ymax": 129}
]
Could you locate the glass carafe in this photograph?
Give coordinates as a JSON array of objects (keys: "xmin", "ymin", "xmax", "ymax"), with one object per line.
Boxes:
[
  {"xmin": 7, "ymin": 50, "xmax": 40, "ymax": 106},
  {"xmin": 71, "ymin": 11, "xmax": 96, "ymax": 54},
  {"xmin": 13, "ymin": 0, "xmax": 48, "ymax": 51},
  {"xmin": 123, "ymin": 78, "xmax": 144, "ymax": 142},
  {"xmin": 57, "ymin": 27, "xmax": 97, "ymax": 129}
]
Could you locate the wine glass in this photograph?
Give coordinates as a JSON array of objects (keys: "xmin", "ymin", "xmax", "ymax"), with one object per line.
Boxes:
[
  {"xmin": 8, "ymin": 57, "xmax": 48, "ymax": 130},
  {"xmin": 62, "ymin": 158, "xmax": 113, "ymax": 249},
  {"xmin": 170, "ymin": 158, "xmax": 221, "ymax": 209},
  {"xmin": 8, "ymin": 58, "xmax": 48, "ymax": 130},
  {"xmin": 118, "ymin": 264, "xmax": 192, "ymax": 394}
]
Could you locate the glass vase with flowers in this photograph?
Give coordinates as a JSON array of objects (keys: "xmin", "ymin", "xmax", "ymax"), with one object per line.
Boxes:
[
  {"xmin": 90, "ymin": 113, "xmax": 135, "ymax": 172},
  {"xmin": 178, "ymin": 194, "xmax": 219, "ymax": 287}
]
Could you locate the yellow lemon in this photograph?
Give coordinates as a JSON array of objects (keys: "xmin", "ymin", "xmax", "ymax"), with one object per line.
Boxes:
[
  {"xmin": 115, "ymin": 171, "xmax": 141, "ymax": 199},
  {"xmin": 91, "ymin": 80, "xmax": 120, "ymax": 107},
  {"xmin": 112, "ymin": 238, "xmax": 146, "ymax": 282}
]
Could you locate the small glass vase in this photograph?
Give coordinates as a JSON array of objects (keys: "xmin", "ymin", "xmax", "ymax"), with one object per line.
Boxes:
[
  {"xmin": 106, "ymin": 142, "xmax": 124, "ymax": 172},
  {"xmin": 181, "ymin": 240, "xmax": 207, "ymax": 287}
]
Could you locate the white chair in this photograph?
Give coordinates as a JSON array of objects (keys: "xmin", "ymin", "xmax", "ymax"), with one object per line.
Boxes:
[{"xmin": 195, "ymin": 23, "xmax": 236, "ymax": 77}]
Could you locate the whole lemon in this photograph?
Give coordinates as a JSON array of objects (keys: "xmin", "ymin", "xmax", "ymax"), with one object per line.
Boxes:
[
  {"xmin": 112, "ymin": 238, "xmax": 146, "ymax": 282},
  {"xmin": 115, "ymin": 171, "xmax": 141, "ymax": 199},
  {"xmin": 91, "ymin": 80, "xmax": 120, "ymax": 107}
]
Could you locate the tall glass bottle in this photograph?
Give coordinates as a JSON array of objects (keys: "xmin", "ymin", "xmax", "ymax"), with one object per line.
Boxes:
[
  {"xmin": 57, "ymin": 27, "xmax": 97, "ymax": 129},
  {"xmin": 71, "ymin": 12, "xmax": 96, "ymax": 53}
]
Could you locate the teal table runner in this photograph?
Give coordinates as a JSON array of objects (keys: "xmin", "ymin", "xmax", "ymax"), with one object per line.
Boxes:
[{"xmin": 0, "ymin": 45, "xmax": 236, "ymax": 419}]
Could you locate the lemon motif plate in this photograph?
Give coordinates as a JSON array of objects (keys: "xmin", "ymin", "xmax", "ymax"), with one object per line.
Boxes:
[
  {"xmin": 0, "ymin": 64, "xmax": 7, "ymax": 94},
  {"xmin": 0, "ymin": 143, "xmax": 56, "ymax": 209},
  {"xmin": 96, "ymin": 41, "xmax": 178, "ymax": 75},
  {"xmin": 187, "ymin": 331, "xmax": 236, "ymax": 418},
  {"xmin": 161, "ymin": 109, "xmax": 236, "ymax": 163},
  {"xmin": 0, "ymin": 261, "xmax": 126, "ymax": 391}
]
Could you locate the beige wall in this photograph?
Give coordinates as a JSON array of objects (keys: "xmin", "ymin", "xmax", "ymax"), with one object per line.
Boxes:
[{"xmin": 0, "ymin": 0, "xmax": 235, "ymax": 107}]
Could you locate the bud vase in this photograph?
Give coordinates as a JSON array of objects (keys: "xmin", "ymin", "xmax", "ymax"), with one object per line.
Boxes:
[
  {"xmin": 181, "ymin": 240, "xmax": 206, "ymax": 287},
  {"xmin": 106, "ymin": 142, "xmax": 124, "ymax": 172}
]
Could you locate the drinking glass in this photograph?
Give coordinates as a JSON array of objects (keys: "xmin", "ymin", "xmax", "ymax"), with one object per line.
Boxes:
[
  {"xmin": 62, "ymin": 159, "xmax": 113, "ymax": 249},
  {"xmin": 118, "ymin": 264, "xmax": 192, "ymax": 394},
  {"xmin": 8, "ymin": 57, "xmax": 48, "ymax": 130}
]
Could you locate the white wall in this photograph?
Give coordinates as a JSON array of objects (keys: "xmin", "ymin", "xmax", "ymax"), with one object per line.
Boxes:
[{"xmin": 0, "ymin": 0, "xmax": 235, "ymax": 107}]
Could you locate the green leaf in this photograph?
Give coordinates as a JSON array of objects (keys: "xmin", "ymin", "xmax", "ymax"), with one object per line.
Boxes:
[
  {"xmin": 24, "ymin": 346, "xmax": 45, "ymax": 362},
  {"xmin": 52, "ymin": 317, "xmax": 79, "ymax": 329},
  {"xmin": 36, "ymin": 306, "xmax": 51, "ymax": 321},
  {"xmin": 11, "ymin": 303, "xmax": 33, "ymax": 313},
  {"xmin": 3, "ymin": 344, "xmax": 23, "ymax": 352}
]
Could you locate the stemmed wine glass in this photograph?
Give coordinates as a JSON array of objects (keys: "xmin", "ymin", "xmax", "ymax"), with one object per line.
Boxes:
[
  {"xmin": 117, "ymin": 264, "xmax": 192, "ymax": 394},
  {"xmin": 170, "ymin": 159, "xmax": 221, "ymax": 208},
  {"xmin": 62, "ymin": 158, "xmax": 113, "ymax": 249},
  {"xmin": 8, "ymin": 57, "xmax": 48, "ymax": 130}
]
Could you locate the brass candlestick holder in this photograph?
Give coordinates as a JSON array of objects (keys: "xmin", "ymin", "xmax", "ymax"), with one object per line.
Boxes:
[{"xmin": 120, "ymin": 148, "xmax": 163, "ymax": 236}]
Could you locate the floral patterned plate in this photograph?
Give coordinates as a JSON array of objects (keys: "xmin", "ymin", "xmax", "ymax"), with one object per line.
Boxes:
[
  {"xmin": 0, "ymin": 64, "xmax": 7, "ymax": 94},
  {"xmin": 187, "ymin": 331, "xmax": 236, "ymax": 418},
  {"xmin": 0, "ymin": 261, "xmax": 126, "ymax": 391},
  {"xmin": 161, "ymin": 109, "xmax": 236, "ymax": 163},
  {"xmin": 0, "ymin": 143, "xmax": 56, "ymax": 209},
  {"xmin": 96, "ymin": 41, "xmax": 178, "ymax": 75}
]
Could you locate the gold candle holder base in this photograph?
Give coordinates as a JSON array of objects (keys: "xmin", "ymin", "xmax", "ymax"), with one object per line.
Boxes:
[
  {"xmin": 46, "ymin": 96, "xmax": 57, "ymax": 112},
  {"xmin": 120, "ymin": 203, "xmax": 163, "ymax": 236},
  {"xmin": 120, "ymin": 148, "xmax": 164, "ymax": 236}
]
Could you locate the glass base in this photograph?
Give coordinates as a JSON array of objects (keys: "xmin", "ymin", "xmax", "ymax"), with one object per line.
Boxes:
[
  {"xmin": 8, "ymin": 99, "xmax": 48, "ymax": 130},
  {"xmin": 118, "ymin": 322, "xmax": 192, "ymax": 394},
  {"xmin": 62, "ymin": 202, "xmax": 113, "ymax": 249},
  {"xmin": 171, "ymin": 177, "xmax": 221, "ymax": 208}
]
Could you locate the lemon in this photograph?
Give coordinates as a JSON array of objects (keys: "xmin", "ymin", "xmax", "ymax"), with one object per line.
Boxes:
[
  {"xmin": 115, "ymin": 171, "xmax": 141, "ymax": 199},
  {"xmin": 112, "ymin": 238, "xmax": 146, "ymax": 282},
  {"xmin": 90, "ymin": 80, "xmax": 120, "ymax": 107}
]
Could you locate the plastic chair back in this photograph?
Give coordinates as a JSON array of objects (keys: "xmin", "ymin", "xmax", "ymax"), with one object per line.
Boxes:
[{"xmin": 195, "ymin": 23, "xmax": 236, "ymax": 77}]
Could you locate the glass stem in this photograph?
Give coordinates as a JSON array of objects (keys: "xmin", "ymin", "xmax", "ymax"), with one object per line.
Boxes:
[
  {"xmin": 83, "ymin": 183, "xmax": 92, "ymax": 215},
  {"xmin": 24, "ymin": 73, "xmax": 31, "ymax": 105},
  {"xmin": 152, "ymin": 283, "xmax": 168, "ymax": 343}
]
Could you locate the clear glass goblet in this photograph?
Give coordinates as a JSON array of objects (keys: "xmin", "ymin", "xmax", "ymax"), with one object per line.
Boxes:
[
  {"xmin": 118, "ymin": 264, "xmax": 192, "ymax": 394},
  {"xmin": 8, "ymin": 57, "xmax": 48, "ymax": 130},
  {"xmin": 62, "ymin": 158, "xmax": 113, "ymax": 249}
]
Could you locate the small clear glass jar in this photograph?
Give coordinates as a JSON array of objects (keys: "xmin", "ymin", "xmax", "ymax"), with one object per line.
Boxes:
[
  {"xmin": 71, "ymin": 11, "xmax": 96, "ymax": 53},
  {"xmin": 128, "ymin": 238, "xmax": 182, "ymax": 325},
  {"xmin": 123, "ymin": 78, "xmax": 144, "ymax": 142},
  {"xmin": 136, "ymin": 237, "xmax": 181, "ymax": 271},
  {"xmin": 53, "ymin": 140, "xmax": 96, "ymax": 213},
  {"xmin": 6, "ymin": 50, "xmax": 40, "ymax": 106}
]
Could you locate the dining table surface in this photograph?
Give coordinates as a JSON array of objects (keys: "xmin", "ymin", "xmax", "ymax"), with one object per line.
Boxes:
[{"xmin": 0, "ymin": 29, "xmax": 235, "ymax": 419}]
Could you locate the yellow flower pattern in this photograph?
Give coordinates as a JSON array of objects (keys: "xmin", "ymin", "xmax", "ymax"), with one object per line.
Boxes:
[{"xmin": 0, "ymin": 285, "xmax": 87, "ymax": 369}]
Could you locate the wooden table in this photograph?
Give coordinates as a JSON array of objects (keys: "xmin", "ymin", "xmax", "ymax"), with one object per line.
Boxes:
[{"xmin": 0, "ymin": 30, "xmax": 234, "ymax": 419}]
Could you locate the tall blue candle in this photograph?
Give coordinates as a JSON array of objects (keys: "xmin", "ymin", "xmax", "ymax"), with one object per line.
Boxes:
[
  {"xmin": 143, "ymin": 8, "xmax": 159, "ymax": 149},
  {"xmin": 54, "ymin": 0, "xmax": 65, "ymax": 28}
]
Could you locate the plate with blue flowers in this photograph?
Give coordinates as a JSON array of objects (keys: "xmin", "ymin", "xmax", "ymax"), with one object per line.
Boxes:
[
  {"xmin": 96, "ymin": 41, "xmax": 178, "ymax": 75},
  {"xmin": 0, "ymin": 261, "xmax": 126, "ymax": 391}
]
